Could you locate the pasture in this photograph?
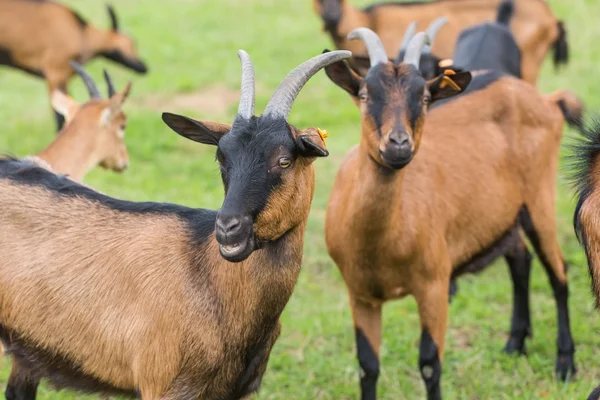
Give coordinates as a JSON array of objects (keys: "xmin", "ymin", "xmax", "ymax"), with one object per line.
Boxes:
[{"xmin": 0, "ymin": 0, "xmax": 598, "ymax": 398}]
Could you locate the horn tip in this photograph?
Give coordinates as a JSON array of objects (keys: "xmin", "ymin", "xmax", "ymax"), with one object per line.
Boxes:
[{"xmin": 347, "ymin": 27, "xmax": 371, "ymax": 40}]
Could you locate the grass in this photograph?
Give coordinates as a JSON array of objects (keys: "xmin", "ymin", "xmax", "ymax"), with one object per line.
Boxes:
[{"xmin": 0, "ymin": 0, "xmax": 599, "ymax": 398}]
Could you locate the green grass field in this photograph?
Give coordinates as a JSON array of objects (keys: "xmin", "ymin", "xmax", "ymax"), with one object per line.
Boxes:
[{"xmin": 0, "ymin": 0, "xmax": 599, "ymax": 398}]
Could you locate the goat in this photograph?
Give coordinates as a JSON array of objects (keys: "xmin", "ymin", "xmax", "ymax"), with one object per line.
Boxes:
[
  {"xmin": 348, "ymin": 18, "xmax": 447, "ymax": 80},
  {"xmin": 0, "ymin": 0, "xmax": 147, "ymax": 130},
  {"xmin": 31, "ymin": 62, "xmax": 132, "ymax": 182},
  {"xmin": 0, "ymin": 49, "xmax": 350, "ymax": 400},
  {"xmin": 570, "ymin": 118, "xmax": 600, "ymax": 400},
  {"xmin": 324, "ymin": 28, "xmax": 575, "ymax": 399},
  {"xmin": 313, "ymin": 0, "xmax": 568, "ymax": 84}
]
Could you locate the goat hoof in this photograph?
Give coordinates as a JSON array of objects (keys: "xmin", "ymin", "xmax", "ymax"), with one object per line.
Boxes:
[
  {"xmin": 556, "ymin": 352, "xmax": 576, "ymax": 382},
  {"xmin": 503, "ymin": 336, "xmax": 527, "ymax": 355}
]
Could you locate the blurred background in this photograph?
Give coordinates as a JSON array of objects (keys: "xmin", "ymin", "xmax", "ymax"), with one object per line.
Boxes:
[{"xmin": 0, "ymin": 0, "xmax": 598, "ymax": 398}]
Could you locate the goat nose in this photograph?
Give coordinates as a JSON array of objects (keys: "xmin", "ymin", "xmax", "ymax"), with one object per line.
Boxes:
[
  {"xmin": 216, "ymin": 216, "xmax": 242, "ymax": 235},
  {"xmin": 389, "ymin": 133, "xmax": 410, "ymax": 147}
]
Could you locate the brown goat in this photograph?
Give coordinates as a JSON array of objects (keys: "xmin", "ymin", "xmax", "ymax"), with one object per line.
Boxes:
[
  {"xmin": 313, "ymin": 0, "xmax": 567, "ymax": 84},
  {"xmin": 0, "ymin": 49, "xmax": 349, "ymax": 400},
  {"xmin": 324, "ymin": 29, "xmax": 575, "ymax": 399},
  {"xmin": 570, "ymin": 118, "xmax": 600, "ymax": 400},
  {"xmin": 33, "ymin": 62, "xmax": 132, "ymax": 181},
  {"xmin": 0, "ymin": 0, "xmax": 147, "ymax": 130}
]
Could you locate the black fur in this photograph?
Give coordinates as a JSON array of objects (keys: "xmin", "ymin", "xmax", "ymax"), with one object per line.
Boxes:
[
  {"xmin": 0, "ymin": 325, "xmax": 137, "ymax": 398},
  {"xmin": 432, "ymin": 70, "xmax": 503, "ymax": 110},
  {"xmin": 519, "ymin": 207, "xmax": 576, "ymax": 381},
  {"xmin": 0, "ymin": 46, "xmax": 45, "ymax": 78},
  {"xmin": 363, "ymin": 0, "xmax": 443, "ymax": 13},
  {"xmin": 418, "ymin": 329, "xmax": 441, "ymax": 400},
  {"xmin": 567, "ymin": 117, "xmax": 600, "ymax": 243},
  {"xmin": 496, "ymin": 0, "xmax": 514, "ymax": 26},
  {"xmin": 355, "ymin": 328, "xmax": 379, "ymax": 400},
  {"xmin": 452, "ymin": 220, "xmax": 522, "ymax": 278},
  {"xmin": 100, "ymin": 50, "xmax": 148, "ymax": 74},
  {"xmin": 504, "ymin": 239, "xmax": 533, "ymax": 355},
  {"xmin": 553, "ymin": 21, "xmax": 569, "ymax": 69},
  {"xmin": 0, "ymin": 157, "xmax": 216, "ymax": 246},
  {"xmin": 588, "ymin": 386, "xmax": 600, "ymax": 400}
]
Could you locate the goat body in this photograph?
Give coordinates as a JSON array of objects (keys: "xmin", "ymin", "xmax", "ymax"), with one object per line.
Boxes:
[
  {"xmin": 317, "ymin": 0, "xmax": 565, "ymax": 84},
  {"xmin": 0, "ymin": 159, "xmax": 299, "ymax": 399}
]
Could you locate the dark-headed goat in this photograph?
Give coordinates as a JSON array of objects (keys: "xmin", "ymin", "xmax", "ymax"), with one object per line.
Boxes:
[
  {"xmin": 313, "ymin": 0, "xmax": 568, "ymax": 84},
  {"xmin": 0, "ymin": 49, "xmax": 349, "ymax": 400},
  {"xmin": 324, "ymin": 28, "xmax": 575, "ymax": 399},
  {"xmin": 0, "ymin": 0, "xmax": 147, "ymax": 130}
]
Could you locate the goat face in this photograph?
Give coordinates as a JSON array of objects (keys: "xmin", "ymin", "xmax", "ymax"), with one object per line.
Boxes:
[
  {"xmin": 325, "ymin": 52, "xmax": 471, "ymax": 170},
  {"xmin": 314, "ymin": 0, "xmax": 344, "ymax": 33},
  {"xmin": 162, "ymin": 49, "xmax": 348, "ymax": 262},
  {"xmin": 100, "ymin": 6, "xmax": 148, "ymax": 74},
  {"xmin": 162, "ymin": 115, "xmax": 328, "ymax": 262}
]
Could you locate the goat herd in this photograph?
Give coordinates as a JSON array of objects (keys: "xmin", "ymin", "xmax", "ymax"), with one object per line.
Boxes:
[{"xmin": 0, "ymin": 0, "xmax": 599, "ymax": 399}]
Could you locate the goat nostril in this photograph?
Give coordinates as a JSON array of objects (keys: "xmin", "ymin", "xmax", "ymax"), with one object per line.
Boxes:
[
  {"xmin": 390, "ymin": 133, "xmax": 410, "ymax": 147},
  {"xmin": 217, "ymin": 217, "xmax": 242, "ymax": 235}
]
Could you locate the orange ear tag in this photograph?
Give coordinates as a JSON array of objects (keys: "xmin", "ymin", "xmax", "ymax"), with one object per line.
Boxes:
[
  {"xmin": 317, "ymin": 128, "xmax": 329, "ymax": 145},
  {"xmin": 443, "ymin": 69, "xmax": 456, "ymax": 76},
  {"xmin": 440, "ymin": 76, "xmax": 462, "ymax": 91}
]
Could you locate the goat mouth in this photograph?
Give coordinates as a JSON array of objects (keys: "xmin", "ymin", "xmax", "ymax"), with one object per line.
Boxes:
[
  {"xmin": 380, "ymin": 152, "xmax": 413, "ymax": 170},
  {"xmin": 218, "ymin": 236, "xmax": 255, "ymax": 263}
]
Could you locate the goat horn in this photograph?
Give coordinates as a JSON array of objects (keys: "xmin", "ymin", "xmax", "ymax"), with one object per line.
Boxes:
[
  {"xmin": 403, "ymin": 32, "xmax": 431, "ymax": 69},
  {"xmin": 399, "ymin": 22, "xmax": 418, "ymax": 52},
  {"xmin": 237, "ymin": 50, "xmax": 255, "ymax": 119},
  {"xmin": 103, "ymin": 70, "xmax": 116, "ymax": 98},
  {"xmin": 263, "ymin": 50, "xmax": 351, "ymax": 120},
  {"xmin": 70, "ymin": 61, "xmax": 102, "ymax": 99},
  {"xmin": 348, "ymin": 28, "xmax": 388, "ymax": 67},
  {"xmin": 106, "ymin": 4, "xmax": 119, "ymax": 31},
  {"xmin": 423, "ymin": 17, "xmax": 448, "ymax": 54}
]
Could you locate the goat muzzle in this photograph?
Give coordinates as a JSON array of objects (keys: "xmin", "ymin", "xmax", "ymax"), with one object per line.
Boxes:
[{"xmin": 215, "ymin": 214, "xmax": 256, "ymax": 262}]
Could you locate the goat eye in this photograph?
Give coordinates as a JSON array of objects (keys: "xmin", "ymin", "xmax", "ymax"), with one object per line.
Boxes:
[
  {"xmin": 422, "ymin": 96, "xmax": 431, "ymax": 105},
  {"xmin": 359, "ymin": 93, "xmax": 368, "ymax": 102},
  {"xmin": 278, "ymin": 157, "xmax": 291, "ymax": 169}
]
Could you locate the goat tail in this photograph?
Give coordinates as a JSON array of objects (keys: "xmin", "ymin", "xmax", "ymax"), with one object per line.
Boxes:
[
  {"xmin": 496, "ymin": 0, "xmax": 514, "ymax": 26},
  {"xmin": 553, "ymin": 21, "xmax": 569, "ymax": 69},
  {"xmin": 567, "ymin": 116, "xmax": 600, "ymax": 307},
  {"xmin": 546, "ymin": 89, "xmax": 584, "ymax": 130}
]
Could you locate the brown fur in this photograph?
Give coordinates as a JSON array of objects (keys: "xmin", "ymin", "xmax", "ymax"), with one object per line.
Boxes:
[
  {"xmin": 0, "ymin": 0, "xmax": 144, "ymax": 116},
  {"xmin": 325, "ymin": 65, "xmax": 570, "ymax": 393},
  {"xmin": 0, "ymin": 123, "xmax": 322, "ymax": 398},
  {"xmin": 314, "ymin": 0, "xmax": 561, "ymax": 84},
  {"xmin": 34, "ymin": 86, "xmax": 132, "ymax": 182}
]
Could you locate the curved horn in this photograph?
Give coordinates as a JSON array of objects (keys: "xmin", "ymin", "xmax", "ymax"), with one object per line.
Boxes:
[
  {"xmin": 348, "ymin": 28, "xmax": 388, "ymax": 67},
  {"xmin": 263, "ymin": 50, "xmax": 351, "ymax": 120},
  {"xmin": 70, "ymin": 61, "xmax": 101, "ymax": 99},
  {"xmin": 237, "ymin": 50, "xmax": 255, "ymax": 119},
  {"xmin": 423, "ymin": 17, "xmax": 448, "ymax": 53},
  {"xmin": 106, "ymin": 5, "xmax": 119, "ymax": 31},
  {"xmin": 403, "ymin": 32, "xmax": 430, "ymax": 69},
  {"xmin": 104, "ymin": 70, "xmax": 116, "ymax": 98},
  {"xmin": 399, "ymin": 22, "xmax": 418, "ymax": 52}
]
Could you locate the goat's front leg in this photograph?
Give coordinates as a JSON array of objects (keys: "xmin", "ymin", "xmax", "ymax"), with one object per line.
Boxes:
[
  {"xmin": 350, "ymin": 294, "xmax": 382, "ymax": 400},
  {"xmin": 413, "ymin": 272, "xmax": 450, "ymax": 400}
]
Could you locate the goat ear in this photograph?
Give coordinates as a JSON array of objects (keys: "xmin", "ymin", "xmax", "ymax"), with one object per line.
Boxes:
[
  {"xmin": 107, "ymin": 81, "xmax": 133, "ymax": 116},
  {"xmin": 296, "ymin": 128, "xmax": 329, "ymax": 158},
  {"xmin": 51, "ymin": 90, "xmax": 79, "ymax": 123},
  {"xmin": 426, "ymin": 71, "xmax": 472, "ymax": 102},
  {"xmin": 162, "ymin": 113, "xmax": 230, "ymax": 146},
  {"xmin": 323, "ymin": 50, "xmax": 362, "ymax": 98}
]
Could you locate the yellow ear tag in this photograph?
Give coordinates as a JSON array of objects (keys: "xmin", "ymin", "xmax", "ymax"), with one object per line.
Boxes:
[
  {"xmin": 443, "ymin": 69, "xmax": 457, "ymax": 76},
  {"xmin": 440, "ymin": 76, "xmax": 462, "ymax": 91},
  {"xmin": 317, "ymin": 128, "xmax": 329, "ymax": 144}
]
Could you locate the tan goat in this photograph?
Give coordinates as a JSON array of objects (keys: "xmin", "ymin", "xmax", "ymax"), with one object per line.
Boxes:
[{"xmin": 324, "ymin": 28, "xmax": 575, "ymax": 399}]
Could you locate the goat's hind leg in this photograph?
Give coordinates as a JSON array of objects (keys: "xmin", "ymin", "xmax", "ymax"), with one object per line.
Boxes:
[
  {"xmin": 5, "ymin": 356, "xmax": 40, "ymax": 400},
  {"xmin": 521, "ymin": 206, "xmax": 576, "ymax": 381},
  {"xmin": 504, "ymin": 234, "xmax": 533, "ymax": 355}
]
